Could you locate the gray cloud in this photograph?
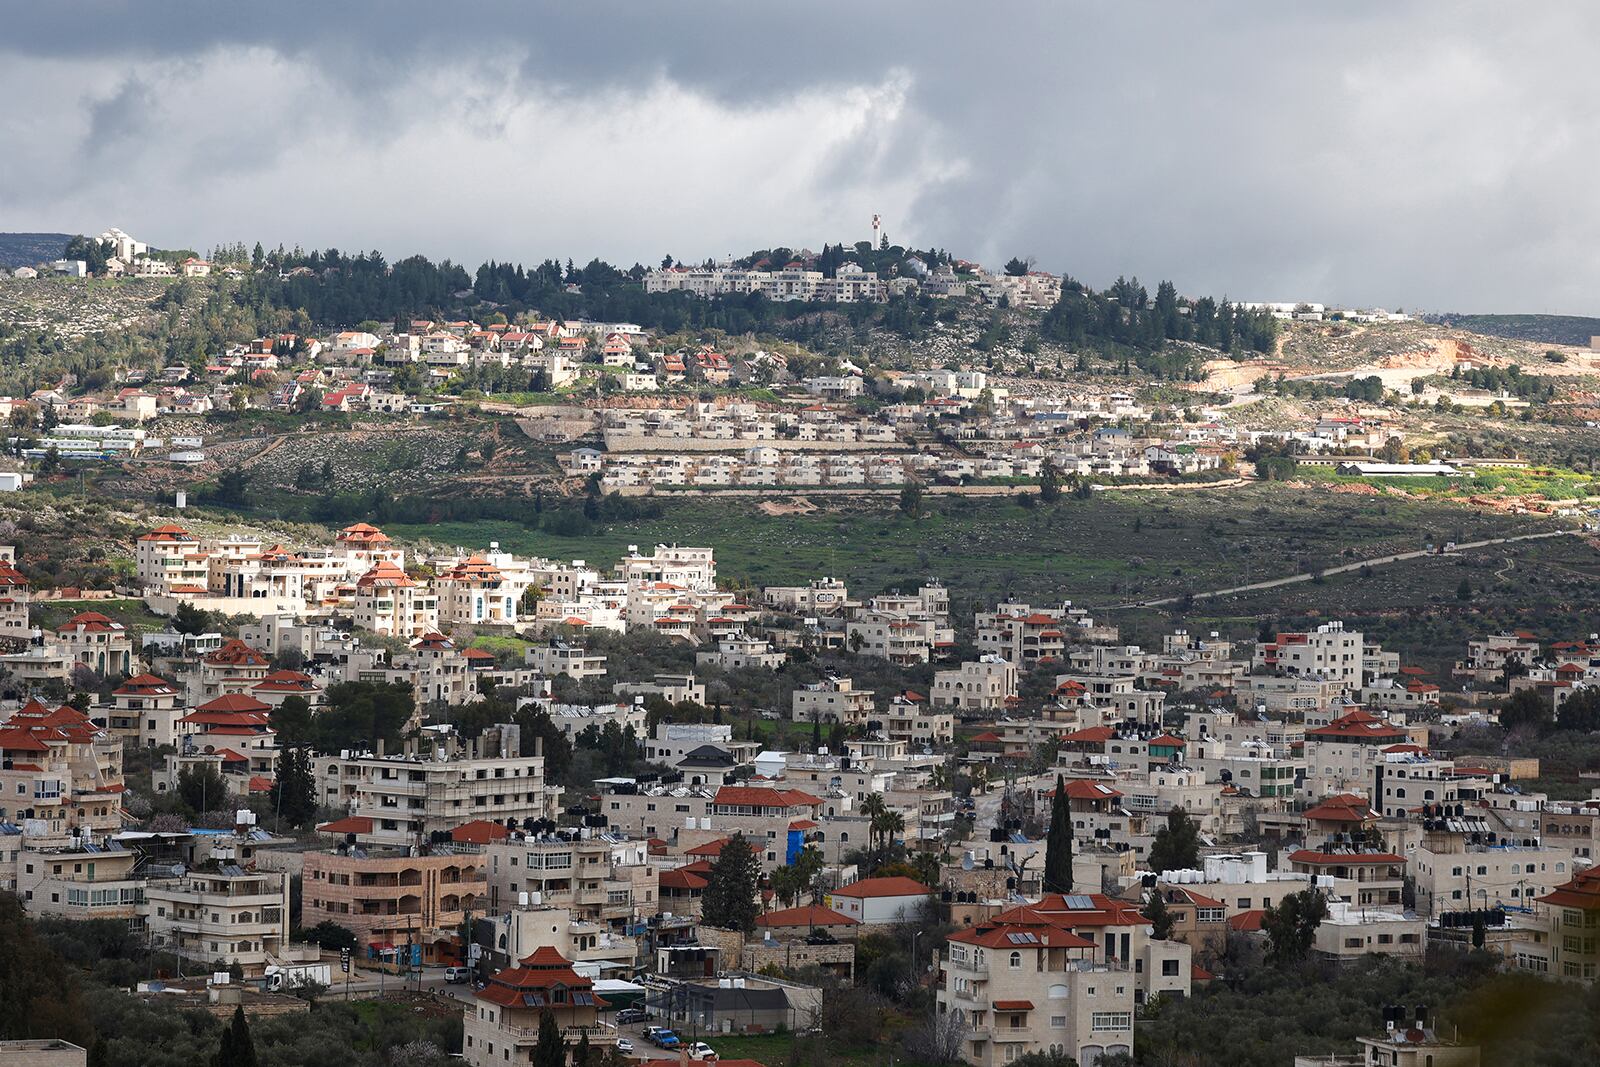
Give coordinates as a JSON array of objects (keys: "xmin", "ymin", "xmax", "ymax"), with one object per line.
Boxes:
[{"xmin": 2, "ymin": 1, "xmax": 1597, "ymax": 312}]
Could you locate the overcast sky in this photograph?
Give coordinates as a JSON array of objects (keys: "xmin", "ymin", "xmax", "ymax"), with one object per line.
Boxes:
[{"xmin": 2, "ymin": 2, "xmax": 1595, "ymax": 313}]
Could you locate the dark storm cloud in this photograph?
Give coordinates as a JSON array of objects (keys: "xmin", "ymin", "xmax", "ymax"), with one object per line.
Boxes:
[{"xmin": 2, "ymin": 1, "xmax": 1597, "ymax": 312}]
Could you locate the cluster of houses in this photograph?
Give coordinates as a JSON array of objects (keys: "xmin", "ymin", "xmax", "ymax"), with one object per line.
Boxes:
[
  {"xmin": 1, "ymin": 513, "xmax": 1597, "ymax": 1067},
  {"xmin": 640, "ymin": 258, "xmax": 1064, "ymax": 310}
]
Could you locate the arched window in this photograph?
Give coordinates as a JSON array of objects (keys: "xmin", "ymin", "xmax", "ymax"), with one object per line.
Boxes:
[{"xmin": 1009, "ymin": 951, "xmax": 1022, "ymax": 969}]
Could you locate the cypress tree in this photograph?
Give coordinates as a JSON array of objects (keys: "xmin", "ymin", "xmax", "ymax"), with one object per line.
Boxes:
[
  {"xmin": 1043, "ymin": 774, "xmax": 1073, "ymax": 894},
  {"xmin": 533, "ymin": 1010, "xmax": 565, "ymax": 1067}
]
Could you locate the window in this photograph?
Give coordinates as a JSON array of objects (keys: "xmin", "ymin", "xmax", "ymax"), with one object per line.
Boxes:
[
  {"xmin": 1091, "ymin": 1012, "xmax": 1132, "ymax": 1032},
  {"xmin": 1009, "ymin": 951, "xmax": 1022, "ymax": 969},
  {"xmin": 1161, "ymin": 959, "xmax": 1179, "ymax": 977}
]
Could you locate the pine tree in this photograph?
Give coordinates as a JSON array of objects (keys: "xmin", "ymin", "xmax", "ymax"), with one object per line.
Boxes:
[
  {"xmin": 701, "ymin": 833, "xmax": 760, "ymax": 933},
  {"xmin": 1043, "ymin": 775, "xmax": 1073, "ymax": 894}
]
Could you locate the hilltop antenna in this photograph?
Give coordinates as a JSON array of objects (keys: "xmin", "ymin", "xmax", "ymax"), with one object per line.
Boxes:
[{"xmin": 872, "ymin": 214, "xmax": 882, "ymax": 247}]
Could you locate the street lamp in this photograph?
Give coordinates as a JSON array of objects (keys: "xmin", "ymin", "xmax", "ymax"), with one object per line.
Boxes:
[{"xmin": 911, "ymin": 930, "xmax": 924, "ymax": 974}]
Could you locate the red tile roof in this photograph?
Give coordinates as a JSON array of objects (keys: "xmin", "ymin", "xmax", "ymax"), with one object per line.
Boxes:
[
  {"xmin": 659, "ymin": 869, "xmax": 708, "ymax": 891},
  {"xmin": 831, "ymin": 876, "xmax": 929, "ymax": 899},
  {"xmin": 713, "ymin": 785, "xmax": 821, "ymax": 809},
  {"xmin": 1229, "ymin": 909, "xmax": 1266, "ymax": 932},
  {"xmin": 756, "ymin": 904, "xmax": 859, "ymax": 928},
  {"xmin": 1539, "ymin": 865, "xmax": 1600, "ymax": 911},
  {"xmin": 1306, "ymin": 709, "xmax": 1407, "ymax": 742},
  {"xmin": 1049, "ymin": 779, "xmax": 1123, "ymax": 801}
]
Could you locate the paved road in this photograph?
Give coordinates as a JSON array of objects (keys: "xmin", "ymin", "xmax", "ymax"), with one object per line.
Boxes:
[{"xmin": 1107, "ymin": 528, "xmax": 1582, "ymax": 610}]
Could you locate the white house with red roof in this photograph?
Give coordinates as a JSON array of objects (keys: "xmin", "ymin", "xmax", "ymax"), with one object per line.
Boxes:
[
  {"xmin": 825, "ymin": 875, "xmax": 930, "ymax": 925},
  {"xmin": 106, "ymin": 672, "xmax": 187, "ymax": 747},
  {"xmin": 192, "ymin": 638, "xmax": 271, "ymax": 702},
  {"xmin": 463, "ymin": 945, "xmax": 614, "ymax": 1066},
  {"xmin": 53, "ymin": 611, "xmax": 133, "ymax": 678},
  {"xmin": 937, "ymin": 900, "xmax": 1137, "ymax": 1067},
  {"xmin": 0, "ymin": 555, "xmax": 31, "ymax": 638},
  {"xmin": 0, "ymin": 700, "xmax": 125, "ymax": 841},
  {"xmin": 352, "ymin": 559, "xmax": 437, "ymax": 637}
]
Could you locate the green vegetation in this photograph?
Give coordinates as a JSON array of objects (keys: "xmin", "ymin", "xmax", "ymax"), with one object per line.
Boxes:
[
  {"xmin": 1296, "ymin": 464, "xmax": 1600, "ymax": 501},
  {"xmin": 1140, "ymin": 953, "xmax": 1600, "ymax": 1067},
  {"xmin": 1429, "ymin": 312, "xmax": 1600, "ymax": 346},
  {"xmin": 390, "ymin": 483, "xmax": 1554, "ymax": 608}
]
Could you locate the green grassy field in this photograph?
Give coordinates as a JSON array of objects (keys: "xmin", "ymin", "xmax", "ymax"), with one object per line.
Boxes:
[
  {"xmin": 389, "ymin": 483, "xmax": 1561, "ymax": 609},
  {"xmin": 1298, "ymin": 464, "xmax": 1600, "ymax": 501}
]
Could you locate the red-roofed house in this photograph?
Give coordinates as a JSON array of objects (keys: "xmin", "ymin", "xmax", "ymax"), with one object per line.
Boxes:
[
  {"xmin": 937, "ymin": 910, "xmax": 1135, "ymax": 1067},
  {"xmin": 1287, "ymin": 849, "xmax": 1405, "ymax": 909},
  {"xmin": 107, "ymin": 672, "xmax": 187, "ymax": 747},
  {"xmin": 825, "ymin": 876, "xmax": 929, "ymax": 924},
  {"xmin": 54, "ymin": 611, "xmax": 133, "ymax": 677},
  {"xmin": 1305, "ymin": 708, "xmax": 1411, "ymax": 798},
  {"xmin": 197, "ymin": 639, "xmax": 271, "ymax": 700},
  {"xmin": 466, "ymin": 944, "xmax": 613, "ymax": 1067},
  {"xmin": 755, "ymin": 904, "xmax": 861, "ymax": 938}
]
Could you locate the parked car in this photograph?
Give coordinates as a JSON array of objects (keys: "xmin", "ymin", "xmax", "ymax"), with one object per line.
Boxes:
[
  {"xmin": 689, "ymin": 1043, "xmax": 717, "ymax": 1060},
  {"xmin": 443, "ymin": 966, "xmax": 470, "ymax": 984},
  {"xmin": 653, "ymin": 1032, "xmax": 680, "ymax": 1049},
  {"xmin": 616, "ymin": 1008, "xmax": 649, "ymax": 1024},
  {"xmin": 616, "ymin": 1040, "xmax": 634, "ymax": 1055}
]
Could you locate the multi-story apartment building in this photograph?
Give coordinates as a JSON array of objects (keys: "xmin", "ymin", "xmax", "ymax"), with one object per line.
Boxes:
[
  {"xmin": 1410, "ymin": 816, "xmax": 1576, "ymax": 919},
  {"xmin": 192, "ymin": 638, "xmax": 271, "ymax": 701},
  {"xmin": 53, "ymin": 611, "xmax": 133, "ymax": 678},
  {"xmin": 1235, "ymin": 674, "xmax": 1345, "ymax": 716},
  {"xmin": 144, "ymin": 829, "xmax": 290, "ymax": 972},
  {"xmin": 1529, "ymin": 865, "xmax": 1599, "ymax": 982},
  {"xmin": 1253, "ymin": 622, "xmax": 1365, "ymax": 690},
  {"xmin": 0, "ymin": 554, "xmax": 33, "ymax": 638},
  {"xmin": 937, "ymin": 909, "xmax": 1138, "ymax": 1067},
  {"xmin": 353, "ymin": 560, "xmax": 439, "ymax": 637},
  {"xmin": 792, "ymin": 676, "xmax": 875, "ymax": 725},
  {"xmin": 763, "ymin": 576, "xmax": 852, "ymax": 616},
  {"xmin": 314, "ymin": 727, "xmax": 552, "ymax": 848},
  {"xmin": 0, "ymin": 702, "xmax": 123, "ymax": 842},
  {"xmin": 104, "ymin": 672, "xmax": 187, "ymax": 747},
  {"xmin": 524, "ymin": 641, "xmax": 607, "ymax": 679},
  {"xmin": 1302, "ymin": 709, "xmax": 1409, "ymax": 799},
  {"xmin": 13, "ymin": 839, "xmax": 145, "ymax": 924},
  {"xmin": 300, "ymin": 846, "xmax": 485, "ymax": 963},
  {"xmin": 974, "ymin": 604, "xmax": 1075, "ymax": 665},
  {"xmin": 135, "ymin": 523, "xmax": 208, "ymax": 594},
  {"xmin": 932, "ymin": 656, "xmax": 1019, "ymax": 712},
  {"xmin": 481, "ymin": 830, "xmax": 655, "ymax": 928},
  {"xmin": 880, "ymin": 691, "xmax": 955, "ymax": 746},
  {"xmin": 435, "ymin": 556, "xmax": 518, "ymax": 628}
]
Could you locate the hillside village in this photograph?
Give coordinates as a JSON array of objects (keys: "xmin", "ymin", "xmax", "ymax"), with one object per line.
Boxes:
[
  {"xmin": 0, "ymin": 502, "xmax": 1595, "ymax": 1067},
  {"xmin": 4, "ymin": 235, "xmax": 1600, "ymax": 1067}
]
